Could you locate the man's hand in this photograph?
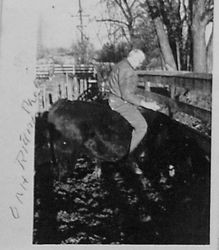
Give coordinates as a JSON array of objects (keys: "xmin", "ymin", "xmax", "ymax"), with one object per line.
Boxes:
[{"xmin": 140, "ymin": 100, "xmax": 160, "ymax": 111}]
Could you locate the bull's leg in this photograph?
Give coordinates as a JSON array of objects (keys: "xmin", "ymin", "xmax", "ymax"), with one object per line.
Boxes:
[
  {"xmin": 126, "ymin": 154, "xmax": 143, "ymax": 175},
  {"xmin": 129, "ymin": 161, "xmax": 143, "ymax": 175},
  {"xmin": 126, "ymin": 155, "xmax": 152, "ymax": 191},
  {"xmin": 92, "ymin": 159, "xmax": 102, "ymax": 179}
]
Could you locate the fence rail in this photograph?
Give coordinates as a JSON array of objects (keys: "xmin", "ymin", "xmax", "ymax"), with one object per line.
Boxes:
[
  {"xmin": 35, "ymin": 64, "xmax": 98, "ymax": 112},
  {"xmin": 36, "ymin": 64, "xmax": 96, "ymax": 79},
  {"xmin": 36, "ymin": 65, "xmax": 212, "ymax": 125},
  {"xmin": 35, "ymin": 66, "xmax": 211, "ymax": 154},
  {"xmin": 136, "ymin": 70, "xmax": 212, "ymax": 124},
  {"xmin": 135, "ymin": 70, "xmax": 212, "ymax": 154}
]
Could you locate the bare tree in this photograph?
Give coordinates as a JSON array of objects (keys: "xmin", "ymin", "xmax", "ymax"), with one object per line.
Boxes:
[
  {"xmin": 191, "ymin": 0, "xmax": 213, "ymax": 72},
  {"xmin": 146, "ymin": 0, "xmax": 177, "ymax": 70},
  {"xmin": 97, "ymin": 0, "xmax": 144, "ymax": 47},
  {"xmin": 145, "ymin": 0, "xmax": 214, "ymax": 72},
  {"xmin": 71, "ymin": 39, "xmax": 95, "ymax": 64},
  {"xmin": 98, "ymin": 0, "xmax": 214, "ymax": 72},
  {"xmin": 206, "ymin": 25, "xmax": 213, "ymax": 73}
]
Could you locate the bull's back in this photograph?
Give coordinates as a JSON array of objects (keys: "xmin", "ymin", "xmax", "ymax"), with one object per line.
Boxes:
[{"xmin": 48, "ymin": 99, "xmax": 133, "ymax": 161}]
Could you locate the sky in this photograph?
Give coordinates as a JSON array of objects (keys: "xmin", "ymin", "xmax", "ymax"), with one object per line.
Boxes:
[
  {"xmin": 39, "ymin": 0, "xmax": 109, "ymax": 50},
  {"xmin": 38, "ymin": 0, "xmax": 213, "ymax": 51}
]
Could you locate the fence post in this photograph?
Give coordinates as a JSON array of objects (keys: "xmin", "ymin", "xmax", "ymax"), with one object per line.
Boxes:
[
  {"xmin": 38, "ymin": 88, "xmax": 43, "ymax": 113},
  {"xmin": 72, "ymin": 76, "xmax": 79, "ymax": 100},
  {"xmin": 66, "ymin": 72, "xmax": 73, "ymax": 100},
  {"xmin": 61, "ymin": 81, "xmax": 65, "ymax": 99},
  {"xmin": 79, "ymin": 79, "xmax": 83, "ymax": 96},
  {"xmin": 42, "ymin": 85, "xmax": 46, "ymax": 111}
]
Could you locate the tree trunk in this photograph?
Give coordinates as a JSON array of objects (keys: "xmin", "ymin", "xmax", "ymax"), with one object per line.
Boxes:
[
  {"xmin": 192, "ymin": 23, "xmax": 207, "ymax": 72},
  {"xmin": 191, "ymin": 0, "xmax": 208, "ymax": 73},
  {"xmin": 176, "ymin": 40, "xmax": 181, "ymax": 70},
  {"xmin": 187, "ymin": 54, "xmax": 191, "ymax": 71},
  {"xmin": 206, "ymin": 28, "xmax": 213, "ymax": 73},
  {"xmin": 153, "ymin": 17, "xmax": 177, "ymax": 71},
  {"xmin": 129, "ymin": 25, "xmax": 136, "ymax": 47}
]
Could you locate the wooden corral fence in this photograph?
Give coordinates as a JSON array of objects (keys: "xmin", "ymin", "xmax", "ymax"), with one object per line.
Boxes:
[
  {"xmin": 36, "ymin": 64, "xmax": 96, "ymax": 79},
  {"xmin": 36, "ymin": 65, "xmax": 212, "ymax": 126},
  {"xmin": 36, "ymin": 64, "xmax": 98, "ymax": 112},
  {"xmin": 136, "ymin": 71, "xmax": 211, "ymax": 123},
  {"xmin": 135, "ymin": 70, "xmax": 212, "ymax": 154},
  {"xmin": 35, "ymin": 65, "xmax": 211, "ymax": 153}
]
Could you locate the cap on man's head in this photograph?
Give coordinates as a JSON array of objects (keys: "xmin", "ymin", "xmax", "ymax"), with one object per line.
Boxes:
[
  {"xmin": 128, "ymin": 49, "xmax": 145, "ymax": 61},
  {"xmin": 127, "ymin": 49, "xmax": 145, "ymax": 68}
]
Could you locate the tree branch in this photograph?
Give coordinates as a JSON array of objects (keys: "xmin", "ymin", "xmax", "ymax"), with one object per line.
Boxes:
[
  {"xmin": 202, "ymin": 8, "xmax": 213, "ymax": 26},
  {"xmin": 133, "ymin": 12, "xmax": 145, "ymax": 20},
  {"xmin": 121, "ymin": 26, "xmax": 132, "ymax": 44},
  {"xmin": 130, "ymin": 0, "xmax": 138, "ymax": 9},
  {"xmin": 123, "ymin": 0, "xmax": 133, "ymax": 19},
  {"xmin": 181, "ymin": 0, "xmax": 188, "ymax": 22},
  {"xmin": 114, "ymin": 0, "xmax": 130, "ymax": 20},
  {"xmin": 96, "ymin": 18, "xmax": 129, "ymax": 27}
]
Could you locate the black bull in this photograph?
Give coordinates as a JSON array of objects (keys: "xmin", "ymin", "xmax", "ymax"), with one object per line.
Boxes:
[{"xmin": 35, "ymin": 99, "xmax": 210, "ymax": 182}]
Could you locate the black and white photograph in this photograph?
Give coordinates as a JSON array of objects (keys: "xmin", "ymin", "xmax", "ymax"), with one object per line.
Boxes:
[{"xmin": 0, "ymin": 0, "xmax": 218, "ymax": 248}]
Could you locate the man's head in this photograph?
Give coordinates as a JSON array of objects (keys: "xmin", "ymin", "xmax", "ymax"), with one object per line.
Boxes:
[{"xmin": 127, "ymin": 49, "xmax": 145, "ymax": 69}]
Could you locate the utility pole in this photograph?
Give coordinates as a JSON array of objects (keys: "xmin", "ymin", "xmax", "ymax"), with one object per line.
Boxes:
[
  {"xmin": 72, "ymin": 0, "xmax": 89, "ymax": 64},
  {"xmin": 78, "ymin": 0, "xmax": 84, "ymax": 44}
]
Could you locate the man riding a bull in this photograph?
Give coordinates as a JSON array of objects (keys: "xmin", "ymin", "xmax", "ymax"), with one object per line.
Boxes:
[
  {"xmin": 107, "ymin": 49, "xmax": 160, "ymax": 154},
  {"xmin": 46, "ymin": 49, "xmax": 160, "ymax": 179}
]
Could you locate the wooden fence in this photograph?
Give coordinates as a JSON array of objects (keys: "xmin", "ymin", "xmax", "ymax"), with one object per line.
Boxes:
[
  {"xmin": 136, "ymin": 70, "xmax": 212, "ymax": 124},
  {"xmin": 36, "ymin": 64, "xmax": 96, "ymax": 79},
  {"xmin": 36, "ymin": 64, "xmax": 97, "ymax": 112},
  {"xmin": 36, "ymin": 65, "xmax": 212, "ymax": 124},
  {"xmin": 135, "ymin": 70, "xmax": 212, "ymax": 154},
  {"xmin": 35, "ymin": 65, "xmax": 212, "ymax": 154}
]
